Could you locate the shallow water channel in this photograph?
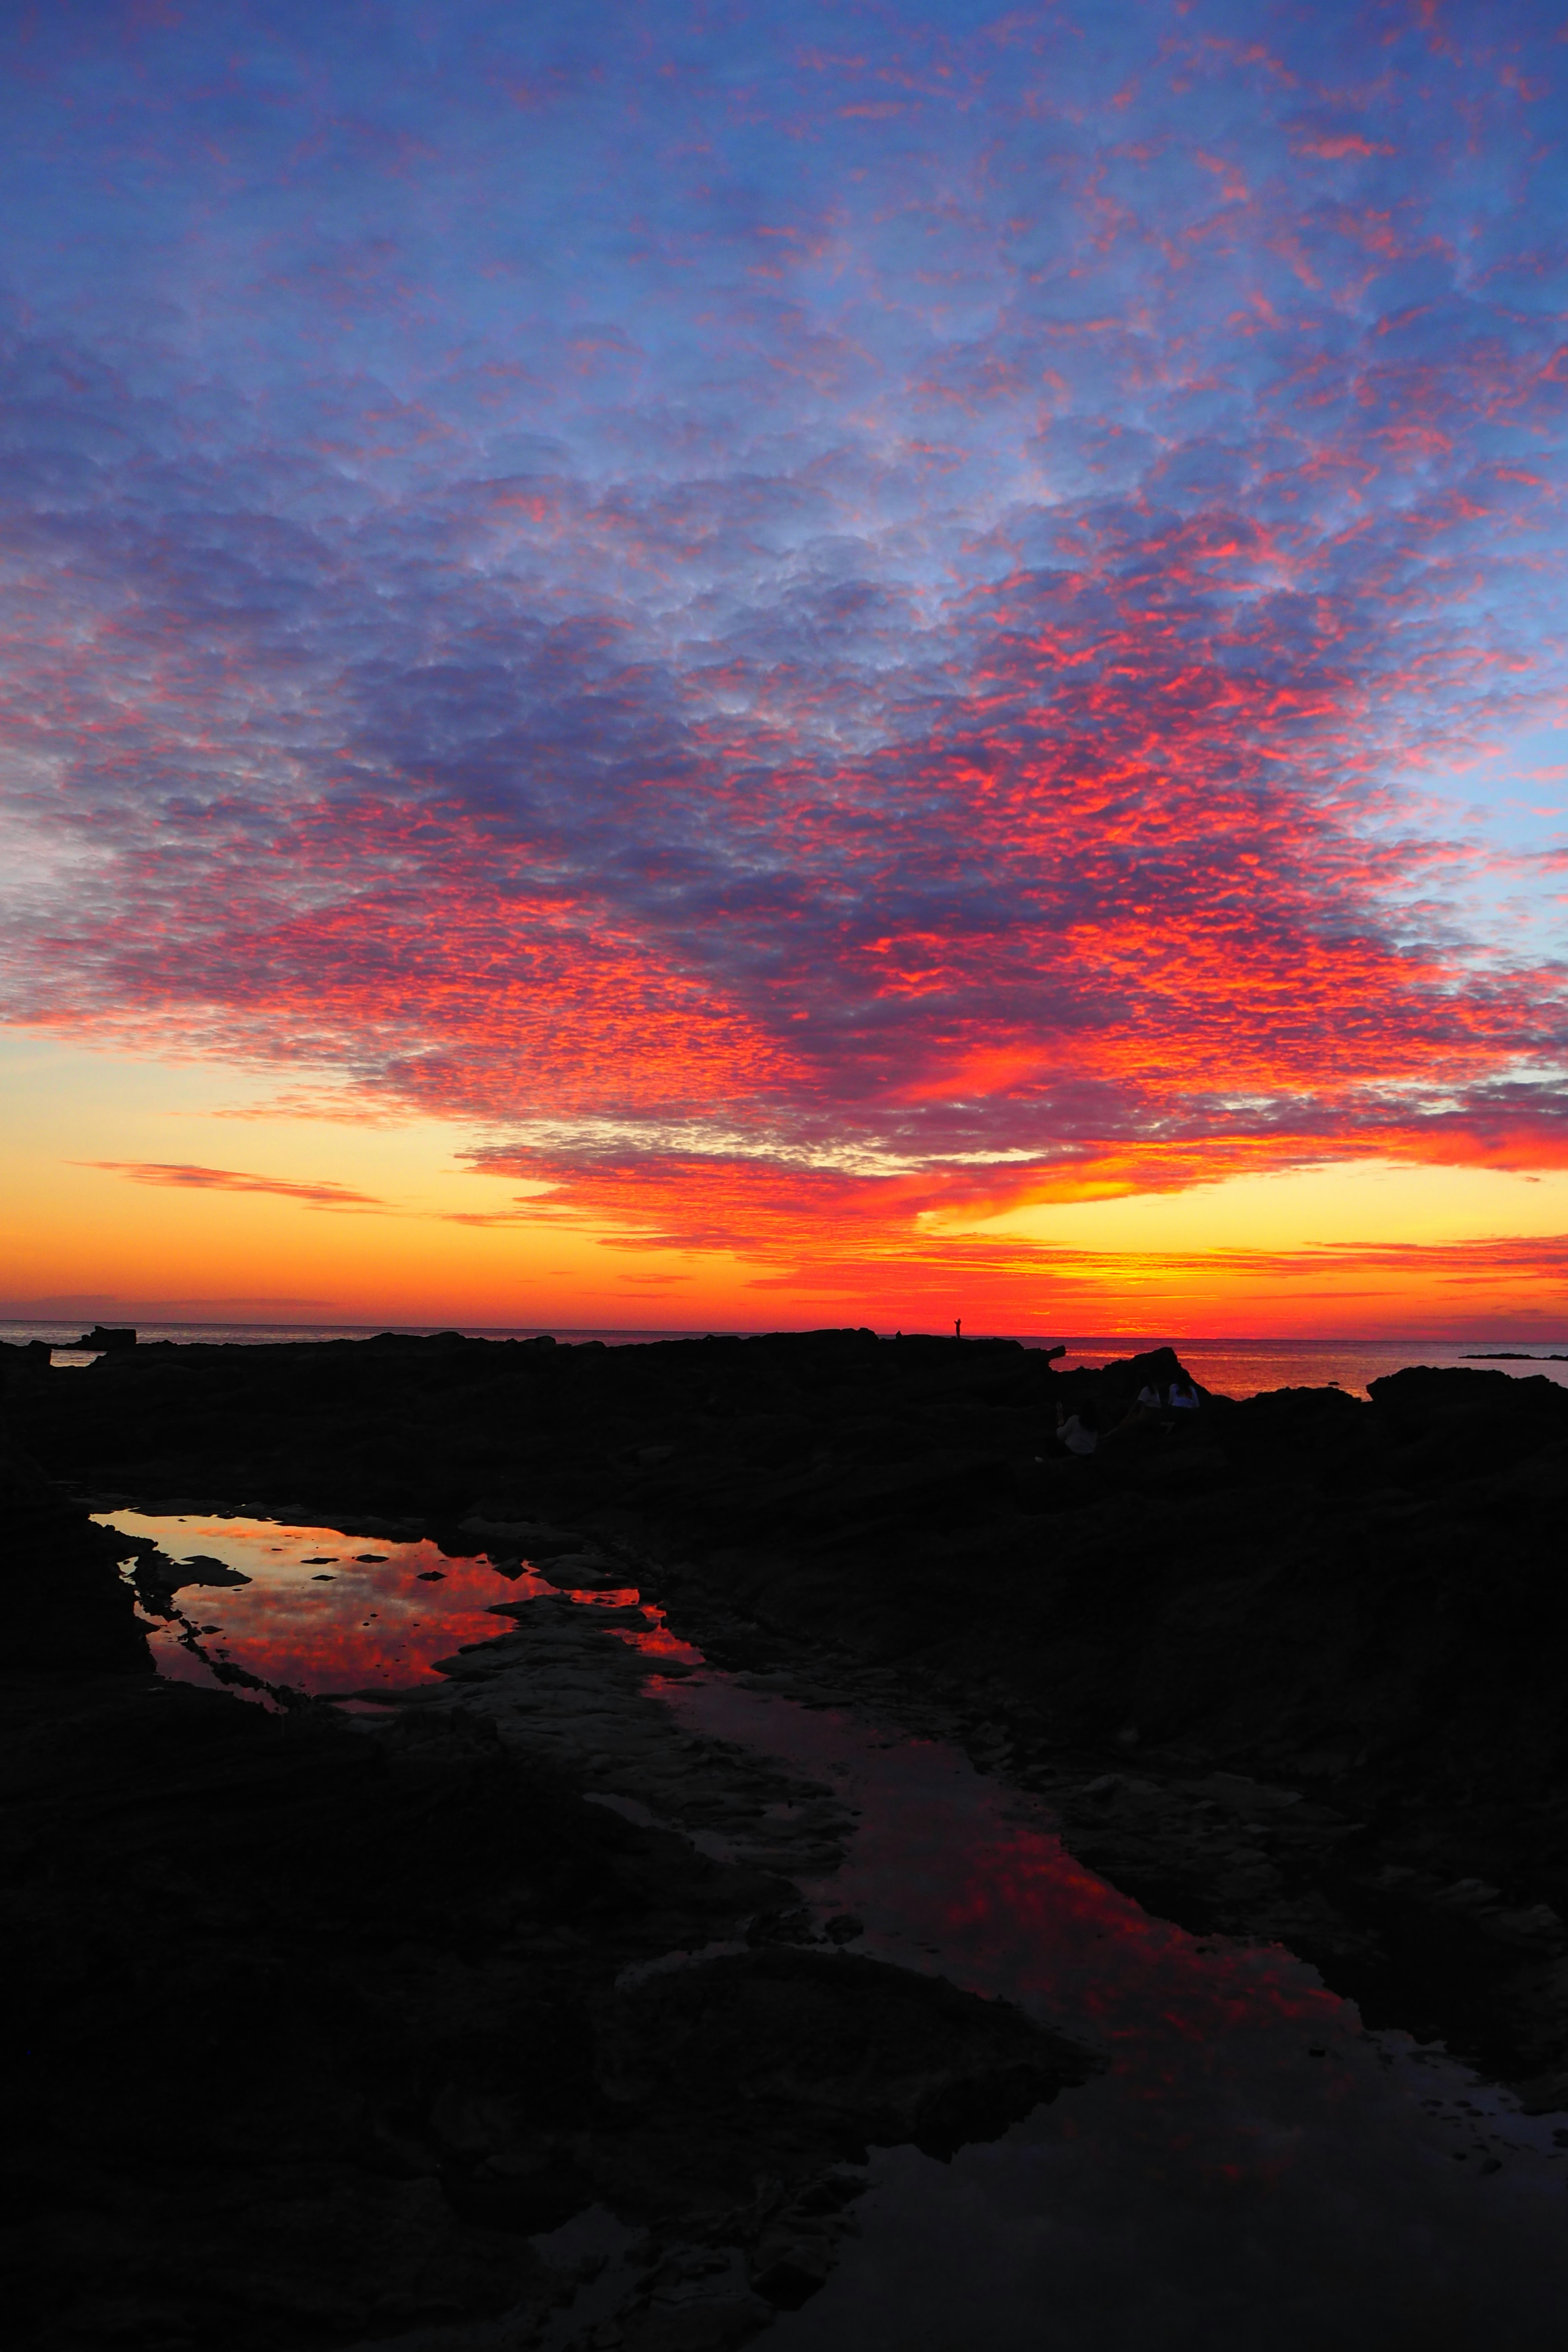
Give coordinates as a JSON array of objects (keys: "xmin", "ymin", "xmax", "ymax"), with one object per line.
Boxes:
[{"xmin": 102, "ymin": 1508, "xmax": 1568, "ymax": 2350}]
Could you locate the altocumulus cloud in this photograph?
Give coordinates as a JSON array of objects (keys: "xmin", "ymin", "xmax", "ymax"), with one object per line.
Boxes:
[{"xmin": 2, "ymin": 0, "xmax": 1567, "ymax": 1279}]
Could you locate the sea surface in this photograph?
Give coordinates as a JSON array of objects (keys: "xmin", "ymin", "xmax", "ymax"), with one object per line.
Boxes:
[{"xmin": 7, "ymin": 1321, "xmax": 1568, "ymax": 1399}]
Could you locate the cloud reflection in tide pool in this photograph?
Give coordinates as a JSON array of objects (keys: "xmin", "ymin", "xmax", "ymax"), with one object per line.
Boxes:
[
  {"xmin": 665, "ymin": 1677, "xmax": 1568, "ymax": 2352},
  {"xmin": 92, "ymin": 1506, "xmax": 1568, "ymax": 2343},
  {"xmin": 94, "ymin": 1510, "xmax": 555, "ymax": 1705}
]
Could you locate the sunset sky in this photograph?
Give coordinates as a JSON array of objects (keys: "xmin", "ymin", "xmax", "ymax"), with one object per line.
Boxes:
[{"xmin": 3, "ymin": 0, "xmax": 1568, "ymax": 1334}]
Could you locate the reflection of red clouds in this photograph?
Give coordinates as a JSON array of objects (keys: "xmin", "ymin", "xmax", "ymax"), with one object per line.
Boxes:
[
  {"xmin": 128, "ymin": 1517, "xmax": 706, "ymax": 1701},
  {"xmin": 938, "ymin": 1843, "xmax": 1348, "ymax": 2195},
  {"xmin": 127, "ymin": 1523, "xmax": 548, "ymax": 1698},
  {"xmin": 936, "ymin": 1826, "xmax": 1334, "ymax": 2049},
  {"xmin": 568, "ymin": 1588, "xmax": 704, "ymax": 1662},
  {"xmin": 666, "ymin": 1668, "xmax": 1358, "ymax": 2194},
  {"xmin": 619, "ymin": 1617, "xmax": 704, "ymax": 1666},
  {"xmin": 148, "ymin": 1512, "xmax": 1349, "ymax": 2195}
]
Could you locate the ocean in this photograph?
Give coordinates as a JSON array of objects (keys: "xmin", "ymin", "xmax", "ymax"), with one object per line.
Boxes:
[{"xmin": 4, "ymin": 1321, "xmax": 1567, "ymax": 1399}]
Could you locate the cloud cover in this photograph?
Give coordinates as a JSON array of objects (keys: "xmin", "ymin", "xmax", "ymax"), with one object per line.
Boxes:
[{"xmin": 2, "ymin": 0, "xmax": 1567, "ymax": 1290}]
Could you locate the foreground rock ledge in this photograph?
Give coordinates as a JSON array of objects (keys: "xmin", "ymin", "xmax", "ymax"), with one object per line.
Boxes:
[
  {"xmin": 10, "ymin": 1328, "xmax": 1568, "ymax": 2103},
  {"xmin": 0, "ymin": 1456, "xmax": 1098, "ymax": 2350}
]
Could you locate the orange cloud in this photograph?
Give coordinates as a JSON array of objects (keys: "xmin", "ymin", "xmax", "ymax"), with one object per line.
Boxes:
[
  {"xmin": 4, "ymin": 0, "xmax": 1568, "ymax": 1334},
  {"xmin": 84, "ymin": 1163, "xmax": 389, "ymax": 1212}
]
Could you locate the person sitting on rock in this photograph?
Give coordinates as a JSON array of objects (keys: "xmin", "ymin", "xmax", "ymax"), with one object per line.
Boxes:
[
  {"xmin": 1104, "ymin": 1381, "xmax": 1162, "ymax": 1440},
  {"xmin": 1056, "ymin": 1401, "xmax": 1098, "ymax": 1455},
  {"xmin": 1168, "ymin": 1375, "xmax": 1200, "ymax": 1412}
]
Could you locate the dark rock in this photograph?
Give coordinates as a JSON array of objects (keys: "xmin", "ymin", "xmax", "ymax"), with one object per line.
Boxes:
[
  {"xmin": 12, "ymin": 1331, "xmax": 1568, "ymax": 2091},
  {"xmin": 460, "ymin": 1512, "xmax": 588, "ymax": 1555},
  {"xmin": 167, "ymin": 1555, "xmax": 252, "ymax": 1588},
  {"xmin": 751, "ymin": 2228, "xmax": 836, "ymax": 2309},
  {"xmin": 2, "ymin": 1338, "xmax": 54, "ymax": 1368},
  {"xmin": 592, "ymin": 1946, "xmax": 1097, "ymax": 2175},
  {"xmin": 746, "ymin": 1904, "xmax": 818, "ymax": 1945},
  {"xmin": 128, "ymin": 1550, "xmax": 252, "ymax": 1610},
  {"xmin": 0, "ymin": 1427, "xmax": 149, "ymax": 1675},
  {"xmin": 0, "ymin": 1656, "xmax": 1097, "ymax": 2349}
]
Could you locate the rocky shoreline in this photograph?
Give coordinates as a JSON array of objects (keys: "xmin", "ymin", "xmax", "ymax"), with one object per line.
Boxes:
[
  {"xmin": 7, "ymin": 1329, "xmax": 1568, "ymax": 2342},
  {"xmin": 1, "ymin": 1414, "xmax": 1094, "ymax": 2351}
]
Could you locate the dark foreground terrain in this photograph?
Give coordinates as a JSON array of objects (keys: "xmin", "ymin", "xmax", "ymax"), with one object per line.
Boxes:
[
  {"xmin": 7, "ymin": 1329, "xmax": 1568, "ymax": 2341},
  {"xmin": 1, "ymin": 1425, "xmax": 1092, "ymax": 2350}
]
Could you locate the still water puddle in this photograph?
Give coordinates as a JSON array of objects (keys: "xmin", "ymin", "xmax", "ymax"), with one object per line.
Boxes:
[
  {"xmin": 98, "ymin": 1509, "xmax": 696, "ymax": 1703},
  {"xmin": 99, "ymin": 1510, "xmax": 1568, "ymax": 2348},
  {"xmin": 664, "ymin": 1678, "xmax": 1568, "ymax": 2349},
  {"xmin": 98, "ymin": 1510, "xmax": 555, "ymax": 1705}
]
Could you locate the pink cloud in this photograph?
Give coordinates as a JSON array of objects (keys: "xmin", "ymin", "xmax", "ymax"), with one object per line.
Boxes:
[{"xmin": 2, "ymin": 0, "xmax": 1566, "ymax": 1293}]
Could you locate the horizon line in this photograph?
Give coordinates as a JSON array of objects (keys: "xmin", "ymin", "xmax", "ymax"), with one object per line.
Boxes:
[{"xmin": 6, "ymin": 1318, "xmax": 1567, "ymax": 1348}]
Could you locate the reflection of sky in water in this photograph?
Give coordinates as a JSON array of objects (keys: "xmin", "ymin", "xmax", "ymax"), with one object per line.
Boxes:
[
  {"xmin": 1055, "ymin": 1335, "xmax": 1568, "ymax": 1402},
  {"xmin": 95, "ymin": 1511, "xmax": 553, "ymax": 1703},
  {"xmin": 94, "ymin": 1508, "xmax": 1568, "ymax": 2343},
  {"xmin": 94, "ymin": 1508, "xmax": 699, "ymax": 1702},
  {"xmin": 667, "ymin": 1679, "xmax": 1568, "ymax": 2350}
]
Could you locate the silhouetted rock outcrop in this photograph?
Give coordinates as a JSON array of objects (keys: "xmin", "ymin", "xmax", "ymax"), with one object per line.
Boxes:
[
  {"xmin": 10, "ymin": 1331, "xmax": 1568, "ymax": 2117},
  {"xmin": 0, "ymin": 1423, "xmax": 149, "ymax": 1675},
  {"xmin": 0, "ymin": 1366, "xmax": 1100, "ymax": 2348}
]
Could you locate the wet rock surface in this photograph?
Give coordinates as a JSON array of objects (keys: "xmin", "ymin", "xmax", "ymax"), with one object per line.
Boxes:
[
  {"xmin": 0, "ymin": 1417, "xmax": 1096, "ymax": 2349},
  {"xmin": 385, "ymin": 1578, "xmax": 855, "ymax": 1890},
  {"xmin": 2, "ymin": 1654, "xmax": 1093, "ymax": 2350},
  {"xmin": 8, "ymin": 1329, "xmax": 1568, "ymax": 2334},
  {"xmin": 11, "ymin": 1327, "xmax": 1568, "ymax": 2095}
]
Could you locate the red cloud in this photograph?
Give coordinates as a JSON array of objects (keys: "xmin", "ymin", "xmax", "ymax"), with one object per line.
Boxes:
[
  {"xmin": 3, "ymin": 0, "xmax": 1568, "ymax": 1316},
  {"xmin": 1292, "ymin": 136, "xmax": 1395, "ymax": 159}
]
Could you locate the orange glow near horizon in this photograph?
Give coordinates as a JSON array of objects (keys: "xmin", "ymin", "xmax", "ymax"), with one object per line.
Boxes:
[{"xmin": 4, "ymin": 1038, "xmax": 1567, "ymax": 1339}]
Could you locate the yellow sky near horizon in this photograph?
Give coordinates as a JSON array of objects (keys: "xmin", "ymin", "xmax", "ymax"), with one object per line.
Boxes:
[{"xmin": 4, "ymin": 1031, "xmax": 1567, "ymax": 1334}]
